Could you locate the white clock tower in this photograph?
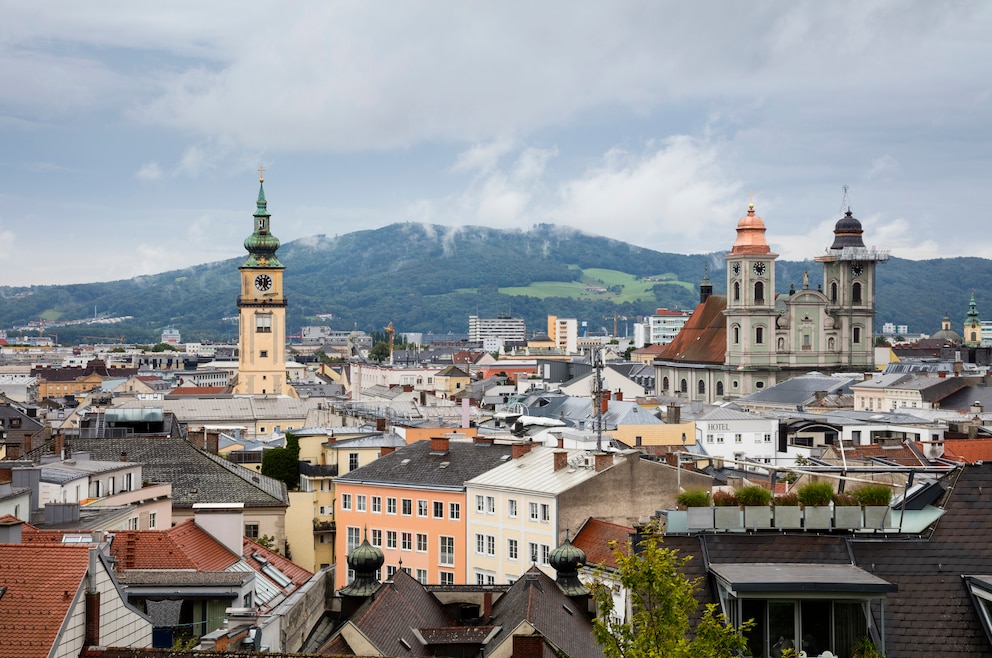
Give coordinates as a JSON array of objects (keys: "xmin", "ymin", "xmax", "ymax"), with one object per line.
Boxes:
[{"xmin": 234, "ymin": 171, "xmax": 291, "ymax": 396}]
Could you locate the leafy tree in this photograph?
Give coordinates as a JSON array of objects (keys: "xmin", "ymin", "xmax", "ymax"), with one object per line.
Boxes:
[
  {"xmin": 369, "ymin": 341, "xmax": 391, "ymax": 362},
  {"xmin": 592, "ymin": 533, "xmax": 751, "ymax": 658},
  {"xmin": 260, "ymin": 433, "xmax": 301, "ymax": 491},
  {"xmin": 151, "ymin": 342, "xmax": 179, "ymax": 352}
]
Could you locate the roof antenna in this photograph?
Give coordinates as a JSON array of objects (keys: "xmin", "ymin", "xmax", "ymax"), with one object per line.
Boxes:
[{"xmin": 840, "ymin": 184, "xmax": 850, "ymax": 214}]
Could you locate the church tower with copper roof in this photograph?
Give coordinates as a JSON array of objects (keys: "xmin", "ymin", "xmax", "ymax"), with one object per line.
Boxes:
[{"xmin": 234, "ymin": 171, "xmax": 290, "ymax": 396}]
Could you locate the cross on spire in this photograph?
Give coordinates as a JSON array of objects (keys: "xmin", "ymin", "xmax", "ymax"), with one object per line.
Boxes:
[{"xmin": 258, "ymin": 166, "xmax": 265, "ymax": 182}]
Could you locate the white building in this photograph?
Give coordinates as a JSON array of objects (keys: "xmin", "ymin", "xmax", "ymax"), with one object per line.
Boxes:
[
  {"xmin": 694, "ymin": 407, "xmax": 780, "ymax": 468},
  {"xmin": 547, "ymin": 316, "xmax": 578, "ymax": 354},
  {"xmin": 647, "ymin": 308, "xmax": 691, "ymax": 345},
  {"xmin": 468, "ymin": 315, "xmax": 526, "ymax": 343}
]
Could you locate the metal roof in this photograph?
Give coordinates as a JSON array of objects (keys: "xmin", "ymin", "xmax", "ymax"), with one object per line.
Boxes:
[{"xmin": 710, "ymin": 562, "xmax": 897, "ymax": 594}]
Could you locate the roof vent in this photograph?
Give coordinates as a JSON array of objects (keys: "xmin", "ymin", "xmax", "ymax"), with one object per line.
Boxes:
[
  {"xmin": 439, "ymin": 462, "xmax": 450, "ymax": 469},
  {"xmin": 401, "ymin": 459, "xmax": 411, "ymax": 465}
]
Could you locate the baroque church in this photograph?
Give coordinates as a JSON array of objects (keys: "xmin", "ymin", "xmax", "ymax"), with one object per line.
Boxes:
[
  {"xmin": 233, "ymin": 172, "xmax": 293, "ymax": 396},
  {"xmin": 654, "ymin": 203, "xmax": 887, "ymax": 404}
]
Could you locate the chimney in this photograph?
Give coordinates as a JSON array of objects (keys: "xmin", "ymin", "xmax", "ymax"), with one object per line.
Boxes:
[
  {"xmin": 863, "ymin": 373, "xmax": 873, "ymax": 381},
  {"xmin": 600, "ymin": 390, "xmax": 612, "ymax": 415},
  {"xmin": 512, "ymin": 634, "xmax": 545, "ymax": 658},
  {"xmin": 553, "ymin": 451, "xmax": 568, "ymax": 472},
  {"xmin": 594, "ymin": 452, "xmax": 612, "ymax": 472},
  {"xmin": 430, "ymin": 437, "xmax": 450, "ymax": 453},
  {"xmin": 814, "ymin": 390, "xmax": 827, "ymax": 400},
  {"xmin": 971, "ymin": 401, "xmax": 985, "ymax": 415},
  {"xmin": 193, "ymin": 503, "xmax": 246, "ymax": 556},
  {"xmin": 84, "ymin": 547, "xmax": 101, "ymax": 647},
  {"xmin": 557, "ymin": 436, "xmax": 564, "ymax": 449},
  {"xmin": 120, "ymin": 450, "xmax": 128, "ymax": 462},
  {"xmin": 380, "ymin": 446, "xmax": 396, "ymax": 457},
  {"xmin": 375, "ymin": 418, "xmax": 386, "ymax": 432},
  {"xmin": 473, "ymin": 436, "xmax": 494, "ymax": 445},
  {"xmin": 939, "ymin": 371, "xmax": 947, "ymax": 379},
  {"xmin": 483, "ymin": 591, "xmax": 493, "ymax": 621},
  {"xmin": 0, "ymin": 516, "xmax": 23, "ymax": 544},
  {"xmin": 614, "ymin": 390, "xmax": 623, "ymax": 402},
  {"xmin": 511, "ymin": 442, "xmax": 534, "ymax": 459},
  {"xmin": 666, "ymin": 405, "xmax": 681, "ymax": 424}
]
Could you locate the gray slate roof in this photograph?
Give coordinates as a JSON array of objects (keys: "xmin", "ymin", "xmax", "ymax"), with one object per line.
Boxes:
[{"xmin": 67, "ymin": 435, "xmax": 288, "ymax": 508}]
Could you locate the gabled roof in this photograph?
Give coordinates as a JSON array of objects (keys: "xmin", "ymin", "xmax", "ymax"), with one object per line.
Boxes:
[
  {"xmin": 655, "ymin": 295, "xmax": 727, "ymax": 365},
  {"xmin": 573, "ymin": 518, "xmax": 635, "ymax": 570},
  {"xmin": 109, "ymin": 519, "xmax": 238, "ymax": 571},
  {"xmin": 0, "ymin": 544, "xmax": 90, "ymax": 658},
  {"xmin": 62, "ymin": 436, "xmax": 288, "ymax": 508},
  {"xmin": 335, "ymin": 439, "xmax": 513, "ymax": 491},
  {"xmin": 940, "ymin": 439, "xmax": 992, "ymax": 464}
]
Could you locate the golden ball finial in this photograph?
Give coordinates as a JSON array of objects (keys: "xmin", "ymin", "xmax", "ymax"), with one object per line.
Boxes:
[{"xmin": 258, "ymin": 165, "xmax": 265, "ymax": 183}]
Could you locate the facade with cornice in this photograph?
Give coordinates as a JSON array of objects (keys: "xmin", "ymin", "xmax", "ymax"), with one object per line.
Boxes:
[{"xmin": 655, "ymin": 204, "xmax": 886, "ymax": 403}]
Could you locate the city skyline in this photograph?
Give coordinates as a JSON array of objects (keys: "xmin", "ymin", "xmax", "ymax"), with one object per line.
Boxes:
[{"xmin": 2, "ymin": 2, "xmax": 990, "ymax": 286}]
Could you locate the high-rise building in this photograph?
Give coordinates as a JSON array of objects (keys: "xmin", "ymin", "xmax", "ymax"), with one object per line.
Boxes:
[{"xmin": 468, "ymin": 315, "xmax": 526, "ymax": 344}]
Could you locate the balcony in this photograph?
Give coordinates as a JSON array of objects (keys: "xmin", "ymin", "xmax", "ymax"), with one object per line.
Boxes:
[
  {"xmin": 299, "ymin": 461, "xmax": 338, "ymax": 477},
  {"xmin": 313, "ymin": 520, "xmax": 336, "ymax": 534}
]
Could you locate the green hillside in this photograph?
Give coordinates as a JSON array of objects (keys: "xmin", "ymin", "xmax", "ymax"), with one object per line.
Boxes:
[{"xmin": 0, "ymin": 222, "xmax": 984, "ymax": 344}]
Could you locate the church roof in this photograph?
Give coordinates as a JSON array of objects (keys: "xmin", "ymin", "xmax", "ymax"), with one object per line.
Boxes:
[
  {"xmin": 729, "ymin": 204, "xmax": 772, "ymax": 255},
  {"xmin": 654, "ymin": 295, "xmax": 727, "ymax": 365}
]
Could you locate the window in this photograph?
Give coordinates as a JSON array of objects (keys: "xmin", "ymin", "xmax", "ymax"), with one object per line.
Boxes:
[
  {"xmin": 148, "ymin": 512, "xmax": 157, "ymax": 529},
  {"xmin": 387, "ymin": 497, "xmax": 397, "ymax": 515},
  {"xmin": 418, "ymin": 499, "xmax": 428, "ymax": 517},
  {"xmin": 386, "ymin": 565, "xmax": 397, "ymax": 579},
  {"xmin": 440, "ymin": 536, "xmax": 455, "ymax": 566},
  {"xmin": 698, "ymin": 380, "xmax": 705, "ymax": 395},
  {"xmin": 449, "ymin": 502, "xmax": 460, "ymax": 520},
  {"xmin": 255, "ymin": 315, "xmax": 272, "ymax": 333},
  {"xmin": 127, "ymin": 517, "xmax": 139, "ymax": 530},
  {"xmin": 476, "ymin": 495, "xmax": 486, "ymax": 513},
  {"xmin": 486, "ymin": 496, "xmax": 496, "ymax": 514},
  {"xmin": 541, "ymin": 544, "xmax": 551, "ymax": 565},
  {"xmin": 830, "ymin": 281, "xmax": 838, "ymax": 303},
  {"xmin": 401, "ymin": 532, "xmax": 412, "ymax": 551},
  {"xmin": 439, "ymin": 571, "xmax": 454, "ymax": 585},
  {"xmin": 853, "ymin": 281, "xmax": 862, "ymax": 304},
  {"xmin": 476, "ymin": 533, "xmax": 485, "ymax": 554},
  {"xmin": 416, "ymin": 569, "xmax": 428, "ymax": 584},
  {"xmin": 716, "ymin": 381, "xmax": 724, "ymax": 396},
  {"xmin": 529, "ymin": 542, "xmax": 538, "ymax": 563},
  {"xmin": 357, "ymin": 495, "xmax": 366, "ymax": 512},
  {"xmin": 417, "ymin": 533, "xmax": 428, "ymax": 552},
  {"xmin": 372, "ymin": 496, "xmax": 382, "ymax": 513},
  {"xmin": 245, "ymin": 522, "xmax": 259, "ymax": 539},
  {"xmin": 341, "ymin": 493, "xmax": 352, "ymax": 510},
  {"xmin": 717, "ymin": 435, "xmax": 725, "ymax": 444},
  {"xmin": 259, "ymin": 350, "xmax": 268, "ymax": 358},
  {"xmin": 735, "ymin": 434, "xmax": 742, "ymax": 444},
  {"xmin": 508, "ymin": 499, "xmax": 518, "ymax": 518},
  {"xmin": 508, "ymin": 538, "xmax": 518, "ymax": 560},
  {"xmin": 387, "ymin": 531, "xmax": 397, "ymax": 549},
  {"xmin": 476, "ymin": 571, "xmax": 495, "ymax": 585},
  {"xmin": 371, "ymin": 529, "xmax": 382, "ymax": 547},
  {"xmin": 706, "ymin": 434, "xmax": 714, "ymax": 444},
  {"xmin": 681, "ymin": 379, "xmax": 688, "ymax": 394},
  {"xmin": 754, "ymin": 281, "xmax": 764, "ymax": 303},
  {"xmin": 540, "ymin": 503, "xmax": 550, "ymax": 522},
  {"xmin": 733, "ymin": 281, "xmax": 740, "ymax": 301},
  {"xmin": 487, "ymin": 535, "xmax": 495, "ymax": 556},
  {"xmin": 348, "ymin": 453, "xmax": 359, "ymax": 470},
  {"xmin": 433, "ymin": 501, "xmax": 444, "ymax": 518},
  {"xmin": 402, "ymin": 498, "xmax": 412, "ymax": 516},
  {"xmin": 853, "ymin": 326, "xmax": 862, "ymax": 344},
  {"xmin": 755, "ymin": 326, "xmax": 764, "ymax": 344},
  {"xmin": 764, "ymin": 433, "xmax": 772, "ymax": 443},
  {"xmin": 529, "ymin": 502, "xmax": 539, "ymax": 521},
  {"xmin": 347, "ymin": 527, "xmax": 360, "ymax": 554}
]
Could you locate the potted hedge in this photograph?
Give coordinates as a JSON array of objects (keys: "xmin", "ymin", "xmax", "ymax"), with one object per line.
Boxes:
[
  {"xmin": 737, "ymin": 485, "xmax": 772, "ymax": 529},
  {"xmin": 773, "ymin": 492, "xmax": 802, "ymax": 529},
  {"xmin": 713, "ymin": 490, "xmax": 742, "ymax": 530},
  {"xmin": 797, "ymin": 481, "xmax": 834, "ymax": 530},
  {"xmin": 678, "ymin": 489, "xmax": 713, "ymax": 530},
  {"xmin": 833, "ymin": 491, "xmax": 863, "ymax": 529},
  {"xmin": 854, "ymin": 483, "xmax": 893, "ymax": 530}
]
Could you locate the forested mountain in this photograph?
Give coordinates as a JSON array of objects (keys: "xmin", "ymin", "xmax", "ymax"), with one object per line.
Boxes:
[{"xmin": 0, "ymin": 223, "xmax": 986, "ymax": 345}]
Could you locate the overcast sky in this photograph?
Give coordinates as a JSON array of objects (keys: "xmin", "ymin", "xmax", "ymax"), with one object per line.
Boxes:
[{"xmin": 1, "ymin": 1, "xmax": 989, "ymax": 286}]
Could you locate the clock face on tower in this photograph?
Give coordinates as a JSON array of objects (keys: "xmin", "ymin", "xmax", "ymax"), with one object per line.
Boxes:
[
  {"xmin": 254, "ymin": 273, "xmax": 273, "ymax": 292},
  {"xmin": 752, "ymin": 261, "xmax": 766, "ymax": 276},
  {"xmin": 851, "ymin": 262, "xmax": 864, "ymax": 277},
  {"xmin": 732, "ymin": 262, "xmax": 741, "ymax": 276}
]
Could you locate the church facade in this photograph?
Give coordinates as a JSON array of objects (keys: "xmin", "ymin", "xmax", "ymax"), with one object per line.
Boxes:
[
  {"xmin": 234, "ymin": 173, "xmax": 292, "ymax": 396},
  {"xmin": 654, "ymin": 204, "xmax": 886, "ymax": 404}
]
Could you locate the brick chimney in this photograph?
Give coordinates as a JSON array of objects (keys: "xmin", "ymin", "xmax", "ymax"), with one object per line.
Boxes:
[
  {"xmin": 600, "ymin": 390, "xmax": 612, "ymax": 414},
  {"xmin": 553, "ymin": 451, "xmax": 568, "ymax": 472},
  {"xmin": 376, "ymin": 418, "xmax": 386, "ymax": 432},
  {"xmin": 473, "ymin": 436, "xmax": 494, "ymax": 445},
  {"xmin": 594, "ymin": 452, "xmax": 612, "ymax": 472},
  {"xmin": 614, "ymin": 390, "xmax": 623, "ymax": 402},
  {"xmin": 430, "ymin": 437, "xmax": 450, "ymax": 453},
  {"xmin": 511, "ymin": 442, "xmax": 534, "ymax": 459},
  {"xmin": 483, "ymin": 590, "xmax": 493, "ymax": 621},
  {"xmin": 512, "ymin": 634, "xmax": 545, "ymax": 658},
  {"xmin": 380, "ymin": 446, "xmax": 396, "ymax": 457},
  {"xmin": 557, "ymin": 436, "xmax": 564, "ymax": 449}
]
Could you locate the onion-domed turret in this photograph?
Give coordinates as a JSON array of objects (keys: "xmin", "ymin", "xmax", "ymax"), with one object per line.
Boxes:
[
  {"xmin": 730, "ymin": 203, "xmax": 771, "ymax": 255},
  {"xmin": 549, "ymin": 534, "xmax": 588, "ymax": 597},
  {"xmin": 339, "ymin": 536, "xmax": 384, "ymax": 597},
  {"xmin": 243, "ymin": 175, "xmax": 284, "ymax": 269},
  {"xmin": 829, "ymin": 209, "xmax": 866, "ymax": 250}
]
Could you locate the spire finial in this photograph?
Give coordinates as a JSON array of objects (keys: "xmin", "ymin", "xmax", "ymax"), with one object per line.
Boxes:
[
  {"xmin": 841, "ymin": 184, "xmax": 850, "ymax": 213},
  {"xmin": 748, "ymin": 191, "xmax": 754, "ymax": 212},
  {"xmin": 258, "ymin": 166, "xmax": 265, "ymax": 183}
]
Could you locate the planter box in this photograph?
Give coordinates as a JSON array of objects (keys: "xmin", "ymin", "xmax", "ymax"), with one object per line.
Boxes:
[
  {"xmin": 833, "ymin": 506, "xmax": 863, "ymax": 530},
  {"xmin": 686, "ymin": 507, "xmax": 714, "ymax": 531},
  {"xmin": 773, "ymin": 506, "xmax": 802, "ymax": 529},
  {"xmin": 744, "ymin": 505, "xmax": 772, "ymax": 529},
  {"xmin": 863, "ymin": 506, "xmax": 891, "ymax": 530},
  {"xmin": 714, "ymin": 506, "xmax": 742, "ymax": 530},
  {"xmin": 664, "ymin": 510, "xmax": 688, "ymax": 534},
  {"xmin": 803, "ymin": 505, "xmax": 832, "ymax": 530}
]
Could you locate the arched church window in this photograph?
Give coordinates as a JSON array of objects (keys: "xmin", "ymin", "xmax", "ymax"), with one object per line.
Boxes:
[
  {"xmin": 733, "ymin": 281, "xmax": 740, "ymax": 301},
  {"xmin": 733, "ymin": 325, "xmax": 740, "ymax": 344},
  {"xmin": 755, "ymin": 326, "xmax": 764, "ymax": 344},
  {"xmin": 830, "ymin": 281, "xmax": 838, "ymax": 303},
  {"xmin": 662, "ymin": 376, "xmax": 669, "ymax": 392},
  {"xmin": 716, "ymin": 381, "xmax": 724, "ymax": 396},
  {"xmin": 698, "ymin": 380, "xmax": 705, "ymax": 395},
  {"xmin": 853, "ymin": 326, "xmax": 862, "ymax": 344},
  {"xmin": 680, "ymin": 379, "xmax": 688, "ymax": 394},
  {"xmin": 852, "ymin": 282, "xmax": 862, "ymax": 304},
  {"xmin": 754, "ymin": 281, "xmax": 764, "ymax": 304}
]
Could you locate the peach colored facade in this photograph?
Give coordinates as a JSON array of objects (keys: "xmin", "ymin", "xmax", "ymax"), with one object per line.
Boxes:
[
  {"xmin": 333, "ymin": 482, "xmax": 467, "ymax": 589},
  {"xmin": 399, "ymin": 426, "xmax": 478, "ymax": 444}
]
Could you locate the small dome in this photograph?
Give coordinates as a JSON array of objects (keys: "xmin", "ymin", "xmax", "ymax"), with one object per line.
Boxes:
[
  {"xmin": 347, "ymin": 538, "xmax": 384, "ymax": 573},
  {"xmin": 730, "ymin": 204, "xmax": 771, "ymax": 255},
  {"xmin": 549, "ymin": 537, "xmax": 586, "ymax": 572},
  {"xmin": 829, "ymin": 210, "xmax": 866, "ymax": 250}
]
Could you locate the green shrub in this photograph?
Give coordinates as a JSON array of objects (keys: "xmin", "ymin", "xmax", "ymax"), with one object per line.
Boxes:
[
  {"xmin": 712, "ymin": 490, "xmax": 739, "ymax": 507},
  {"xmin": 773, "ymin": 492, "xmax": 800, "ymax": 506},
  {"xmin": 676, "ymin": 488, "xmax": 710, "ymax": 508},
  {"xmin": 853, "ymin": 483, "xmax": 893, "ymax": 506},
  {"xmin": 735, "ymin": 485, "xmax": 772, "ymax": 506},
  {"xmin": 832, "ymin": 492, "xmax": 858, "ymax": 506},
  {"xmin": 797, "ymin": 481, "xmax": 834, "ymax": 506}
]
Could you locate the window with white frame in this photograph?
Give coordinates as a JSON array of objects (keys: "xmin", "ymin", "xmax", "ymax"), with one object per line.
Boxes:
[
  {"xmin": 439, "ymin": 571, "xmax": 454, "ymax": 585},
  {"xmin": 449, "ymin": 502, "xmax": 460, "ymax": 520},
  {"xmin": 540, "ymin": 503, "xmax": 550, "ymax": 522},
  {"xmin": 372, "ymin": 496, "xmax": 382, "ymax": 513},
  {"xmin": 476, "ymin": 495, "xmax": 486, "ymax": 513},
  {"xmin": 508, "ymin": 499, "xmax": 518, "ymax": 518},
  {"xmin": 341, "ymin": 493, "xmax": 352, "ymax": 510},
  {"xmin": 416, "ymin": 569, "xmax": 428, "ymax": 584},
  {"xmin": 371, "ymin": 529, "xmax": 382, "ymax": 547},
  {"xmin": 357, "ymin": 495, "xmax": 367, "ymax": 512},
  {"xmin": 529, "ymin": 502, "xmax": 539, "ymax": 521},
  {"xmin": 148, "ymin": 512, "xmax": 157, "ymax": 529},
  {"xmin": 346, "ymin": 527, "xmax": 360, "ymax": 554},
  {"xmin": 486, "ymin": 496, "xmax": 495, "ymax": 514},
  {"xmin": 417, "ymin": 533, "xmax": 428, "ymax": 552},
  {"xmin": 387, "ymin": 497, "xmax": 397, "ymax": 514},
  {"xmin": 433, "ymin": 501, "xmax": 444, "ymax": 518},
  {"xmin": 402, "ymin": 498, "xmax": 412, "ymax": 516},
  {"xmin": 387, "ymin": 531, "xmax": 397, "ymax": 549},
  {"xmin": 348, "ymin": 453, "xmax": 359, "ymax": 471},
  {"xmin": 401, "ymin": 532, "xmax": 412, "ymax": 551},
  {"xmin": 417, "ymin": 499, "xmax": 428, "ymax": 517},
  {"xmin": 529, "ymin": 542, "xmax": 538, "ymax": 563},
  {"xmin": 386, "ymin": 565, "xmax": 397, "ymax": 579},
  {"xmin": 440, "ymin": 536, "xmax": 454, "ymax": 566},
  {"xmin": 476, "ymin": 533, "xmax": 485, "ymax": 554},
  {"xmin": 508, "ymin": 538, "xmax": 518, "ymax": 560},
  {"xmin": 127, "ymin": 516, "xmax": 139, "ymax": 530},
  {"xmin": 487, "ymin": 535, "xmax": 495, "ymax": 556},
  {"xmin": 541, "ymin": 544, "xmax": 551, "ymax": 565}
]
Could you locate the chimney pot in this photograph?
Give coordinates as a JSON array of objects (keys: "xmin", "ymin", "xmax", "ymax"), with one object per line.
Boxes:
[
  {"xmin": 511, "ymin": 442, "xmax": 534, "ymax": 459},
  {"xmin": 553, "ymin": 451, "xmax": 568, "ymax": 471}
]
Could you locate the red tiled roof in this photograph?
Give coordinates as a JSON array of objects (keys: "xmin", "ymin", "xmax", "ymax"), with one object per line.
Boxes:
[
  {"xmin": 0, "ymin": 544, "xmax": 89, "ymax": 658},
  {"xmin": 573, "ymin": 518, "xmax": 635, "ymax": 570},
  {"xmin": 110, "ymin": 520, "xmax": 238, "ymax": 571},
  {"xmin": 938, "ymin": 438, "xmax": 992, "ymax": 464},
  {"xmin": 243, "ymin": 536, "xmax": 312, "ymax": 589},
  {"xmin": 655, "ymin": 295, "xmax": 727, "ymax": 364},
  {"xmin": 170, "ymin": 386, "xmax": 227, "ymax": 396}
]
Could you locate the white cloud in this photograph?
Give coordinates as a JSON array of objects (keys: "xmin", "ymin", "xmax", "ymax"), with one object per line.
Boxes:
[{"xmin": 135, "ymin": 162, "xmax": 164, "ymax": 180}]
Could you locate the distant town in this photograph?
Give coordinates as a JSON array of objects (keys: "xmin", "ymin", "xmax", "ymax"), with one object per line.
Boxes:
[{"xmin": 3, "ymin": 184, "xmax": 992, "ymax": 657}]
